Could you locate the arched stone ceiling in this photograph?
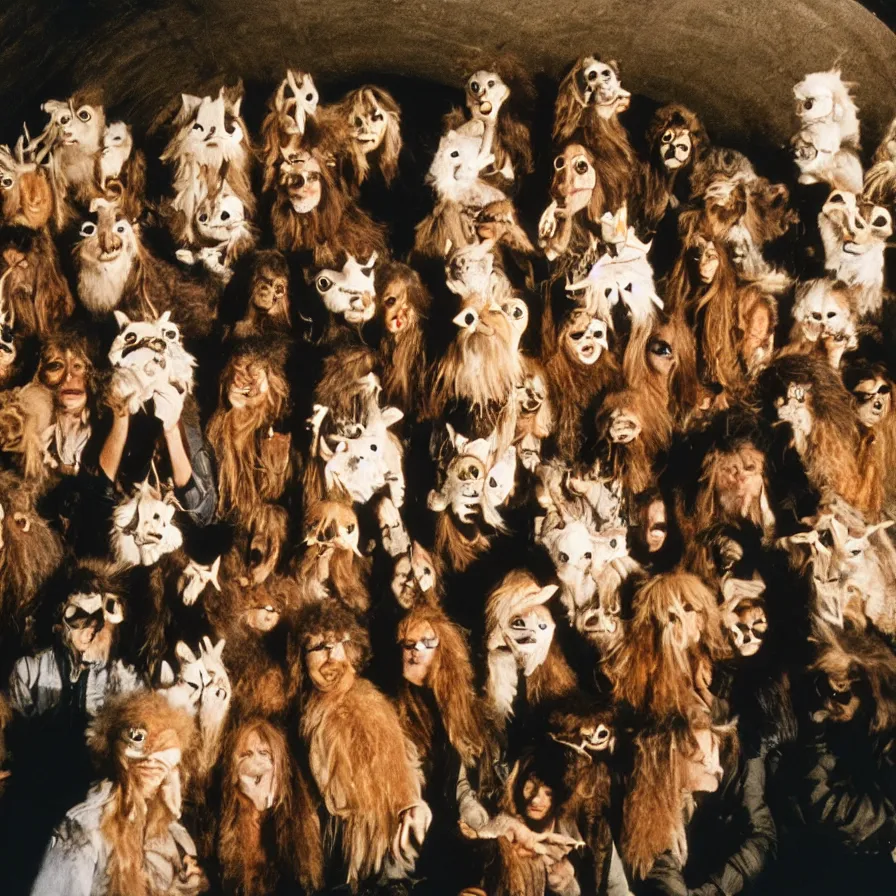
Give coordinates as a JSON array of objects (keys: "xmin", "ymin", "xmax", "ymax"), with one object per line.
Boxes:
[{"xmin": 0, "ymin": 1, "xmax": 893, "ymax": 153}]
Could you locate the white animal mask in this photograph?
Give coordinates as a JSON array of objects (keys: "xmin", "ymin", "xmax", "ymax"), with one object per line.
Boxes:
[
  {"xmin": 426, "ymin": 124, "xmax": 501, "ymax": 205},
  {"xmin": 792, "ymin": 280, "xmax": 853, "ymax": 343},
  {"xmin": 76, "ymin": 199, "xmax": 140, "ymax": 314},
  {"xmin": 793, "ymin": 70, "xmax": 859, "ymax": 146},
  {"xmin": 466, "ymin": 70, "xmax": 510, "ymax": 121},
  {"xmin": 273, "ymin": 69, "xmax": 319, "ymax": 136},
  {"xmin": 775, "ymin": 382, "xmax": 813, "ymax": 455},
  {"xmin": 579, "ymin": 56, "xmax": 630, "ymax": 116},
  {"xmin": 315, "ymin": 253, "xmax": 378, "ymax": 324},
  {"xmin": 108, "ymin": 310, "xmax": 196, "ymax": 415},
  {"xmin": 100, "ymin": 121, "xmax": 133, "ymax": 183},
  {"xmin": 112, "ymin": 479, "xmax": 183, "ymax": 567},
  {"xmin": 178, "ymin": 556, "xmax": 222, "ymax": 607},
  {"xmin": 169, "ymin": 90, "xmax": 245, "ymax": 168},
  {"xmin": 311, "ymin": 398, "xmax": 405, "ymax": 506}
]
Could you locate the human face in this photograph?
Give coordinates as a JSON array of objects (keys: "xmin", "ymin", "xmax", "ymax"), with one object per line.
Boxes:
[
  {"xmin": 304, "ymin": 634, "xmax": 354, "ymax": 693},
  {"xmin": 40, "ymin": 348, "xmax": 90, "ymax": 413},
  {"xmin": 522, "ymin": 778, "xmax": 553, "ymax": 822},
  {"xmin": 682, "ymin": 728, "xmax": 722, "ymax": 794},
  {"xmin": 401, "ymin": 620, "xmax": 439, "ymax": 687},
  {"xmin": 693, "ymin": 237, "xmax": 719, "ymax": 285},
  {"xmin": 236, "ymin": 729, "xmax": 276, "ymax": 812}
]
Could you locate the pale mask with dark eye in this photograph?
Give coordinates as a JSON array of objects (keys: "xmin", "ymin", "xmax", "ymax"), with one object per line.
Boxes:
[
  {"xmin": 391, "ymin": 555, "xmax": 416, "ymax": 607},
  {"xmin": 350, "ymin": 94, "xmax": 389, "ymax": 153},
  {"xmin": 440, "ymin": 453, "xmax": 486, "ymax": 523},
  {"xmin": 237, "ymin": 729, "xmax": 277, "ymax": 812},
  {"xmin": 47, "ymin": 100, "xmax": 103, "ymax": 152},
  {"xmin": 563, "ymin": 309, "xmax": 608, "ymax": 366},
  {"xmin": 466, "ymin": 70, "xmax": 510, "ymax": 120},
  {"xmin": 794, "ymin": 280, "xmax": 851, "ymax": 343},
  {"xmin": 280, "ymin": 153, "xmax": 322, "ymax": 213},
  {"xmin": 580, "ymin": 57, "xmax": 622, "ymax": 106},
  {"xmin": 691, "ymin": 237, "xmax": 719, "ymax": 285},
  {"xmin": 852, "ymin": 377, "xmax": 892, "ymax": 428},
  {"xmin": 401, "ymin": 620, "xmax": 439, "ymax": 686},
  {"xmin": 542, "ymin": 520, "xmax": 595, "ymax": 609},
  {"xmin": 282, "ymin": 70, "xmax": 319, "ymax": 134},
  {"xmin": 660, "ymin": 128, "xmax": 692, "ymax": 170},
  {"xmin": 62, "ymin": 591, "xmax": 122, "ymax": 665},
  {"xmin": 715, "ymin": 445, "xmax": 765, "ymax": 516},
  {"xmin": 39, "ymin": 348, "xmax": 90, "ymax": 414},
  {"xmin": 381, "ymin": 277, "xmax": 414, "ymax": 335},
  {"xmin": 315, "ymin": 253, "xmax": 378, "ymax": 325},
  {"xmin": 729, "ymin": 599, "xmax": 768, "ymax": 657},
  {"xmin": 552, "ymin": 144, "xmax": 596, "ymax": 214},
  {"xmin": 227, "ymin": 361, "xmax": 269, "ymax": 410},
  {"xmin": 505, "ymin": 604, "xmax": 555, "ymax": 675},
  {"xmin": 181, "ymin": 93, "xmax": 244, "ymax": 164},
  {"xmin": 794, "ymin": 84, "xmax": 834, "ymax": 125},
  {"xmin": 775, "ymin": 383, "xmax": 813, "ymax": 453},
  {"xmin": 196, "ymin": 189, "xmax": 246, "ymax": 243}
]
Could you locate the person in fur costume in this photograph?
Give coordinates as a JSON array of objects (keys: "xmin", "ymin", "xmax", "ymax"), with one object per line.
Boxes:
[
  {"xmin": 30, "ymin": 690, "xmax": 206, "ymax": 896},
  {"xmin": 214, "ymin": 717, "xmax": 323, "ymax": 896},
  {"xmin": 296, "ymin": 601, "xmax": 432, "ymax": 891}
]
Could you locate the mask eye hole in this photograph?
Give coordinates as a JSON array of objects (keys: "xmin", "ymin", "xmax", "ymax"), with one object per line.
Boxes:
[
  {"xmin": 127, "ymin": 727, "xmax": 146, "ymax": 744},
  {"xmin": 449, "ymin": 150, "xmax": 460, "ymax": 159},
  {"xmin": 316, "ymin": 276, "xmax": 332, "ymax": 292},
  {"xmin": 124, "ymin": 332, "xmax": 137, "ymax": 344},
  {"xmin": 609, "ymin": 538, "xmax": 618, "ymax": 549},
  {"xmin": 0, "ymin": 176, "xmax": 13, "ymax": 189},
  {"xmin": 345, "ymin": 523, "xmax": 355, "ymax": 534},
  {"xmin": 80, "ymin": 221, "xmax": 97, "ymax": 237},
  {"xmin": 77, "ymin": 108, "xmax": 91, "ymax": 122},
  {"xmin": 191, "ymin": 122, "xmax": 203, "ymax": 132},
  {"xmin": 558, "ymin": 551, "xmax": 569, "ymax": 563},
  {"xmin": 873, "ymin": 215, "xmax": 889, "ymax": 227},
  {"xmin": 220, "ymin": 211, "xmax": 230, "ymax": 221},
  {"xmin": 574, "ymin": 159, "xmax": 589, "ymax": 175},
  {"xmin": 306, "ymin": 93, "xmax": 315, "ymax": 102},
  {"xmin": 553, "ymin": 156, "xmax": 566, "ymax": 171},
  {"xmin": 661, "ymin": 130, "xmax": 673, "ymax": 144}
]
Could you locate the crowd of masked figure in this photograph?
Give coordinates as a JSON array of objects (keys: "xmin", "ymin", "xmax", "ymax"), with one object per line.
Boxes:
[{"xmin": 0, "ymin": 52, "xmax": 893, "ymax": 896}]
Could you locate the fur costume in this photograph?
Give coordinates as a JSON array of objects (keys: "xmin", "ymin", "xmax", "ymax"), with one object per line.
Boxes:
[
  {"xmin": 374, "ymin": 260, "xmax": 431, "ymax": 413},
  {"xmin": 206, "ymin": 338, "xmax": 293, "ymax": 526},
  {"xmin": 639, "ymin": 104, "xmax": 708, "ymax": 231},
  {"xmin": 0, "ymin": 138, "xmax": 57, "ymax": 230},
  {"xmin": 34, "ymin": 89, "xmax": 106, "ymax": 224},
  {"xmin": 0, "ymin": 469, "xmax": 64, "ymax": 650},
  {"xmin": 217, "ymin": 718, "xmax": 323, "ymax": 895},
  {"xmin": 0, "ymin": 382, "xmax": 56, "ymax": 485},
  {"xmin": 297, "ymin": 601, "xmax": 431, "ymax": 889},
  {"xmin": 484, "ymin": 570, "xmax": 577, "ymax": 731},
  {"xmin": 552, "ymin": 55, "xmax": 637, "ymax": 217},
  {"xmin": 30, "ymin": 691, "xmax": 203, "ymax": 896},
  {"xmin": 863, "ymin": 113, "xmax": 896, "ymax": 207},
  {"xmin": 270, "ymin": 145, "xmax": 387, "ymax": 267},
  {"xmin": 608, "ymin": 571, "xmax": 728, "ymax": 717},
  {"xmin": 9, "ymin": 558, "xmax": 142, "ymax": 719},
  {"xmin": 396, "ymin": 603, "xmax": 490, "ymax": 773},
  {"xmin": 160, "ymin": 84, "xmax": 254, "ymax": 248},
  {"xmin": 73, "ymin": 198, "xmax": 218, "ymax": 336},
  {"xmin": 443, "ymin": 57, "xmax": 535, "ymax": 189},
  {"xmin": 98, "ymin": 120, "xmax": 147, "ymax": 219},
  {"xmin": 0, "ymin": 227, "xmax": 75, "ymax": 336},
  {"xmin": 817, "ymin": 189, "xmax": 892, "ymax": 319},
  {"xmin": 298, "ymin": 494, "xmax": 371, "ymax": 612},
  {"xmin": 761, "ymin": 353, "xmax": 881, "ymax": 515}
]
